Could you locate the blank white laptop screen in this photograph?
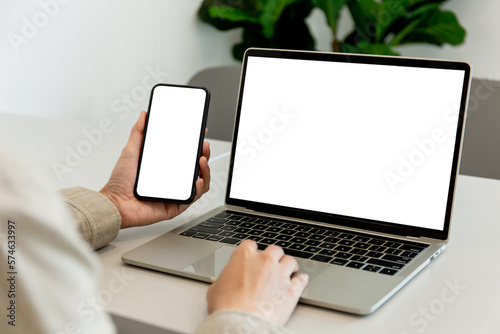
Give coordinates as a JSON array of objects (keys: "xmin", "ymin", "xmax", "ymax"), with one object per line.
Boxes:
[{"xmin": 229, "ymin": 56, "xmax": 466, "ymax": 231}]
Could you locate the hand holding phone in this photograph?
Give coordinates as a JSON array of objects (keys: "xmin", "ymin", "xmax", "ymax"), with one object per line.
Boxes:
[{"xmin": 134, "ymin": 84, "xmax": 210, "ymax": 203}]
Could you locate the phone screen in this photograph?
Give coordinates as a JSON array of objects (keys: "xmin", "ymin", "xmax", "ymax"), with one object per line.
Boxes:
[{"xmin": 134, "ymin": 84, "xmax": 210, "ymax": 203}]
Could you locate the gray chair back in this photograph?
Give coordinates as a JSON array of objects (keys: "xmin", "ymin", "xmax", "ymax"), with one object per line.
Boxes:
[
  {"xmin": 460, "ymin": 78, "xmax": 500, "ymax": 180},
  {"xmin": 188, "ymin": 65, "xmax": 241, "ymax": 141}
]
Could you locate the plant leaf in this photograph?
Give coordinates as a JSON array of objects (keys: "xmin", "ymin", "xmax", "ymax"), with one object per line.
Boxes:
[
  {"xmin": 208, "ymin": 6, "xmax": 259, "ymax": 24},
  {"xmin": 311, "ymin": 0, "xmax": 348, "ymax": 30},
  {"xmin": 348, "ymin": 0, "xmax": 406, "ymax": 43},
  {"xmin": 260, "ymin": 0, "xmax": 302, "ymax": 39},
  {"xmin": 400, "ymin": 9, "xmax": 466, "ymax": 46}
]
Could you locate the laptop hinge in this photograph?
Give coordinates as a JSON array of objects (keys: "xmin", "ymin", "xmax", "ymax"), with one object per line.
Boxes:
[{"xmin": 406, "ymin": 236, "xmax": 422, "ymax": 240}]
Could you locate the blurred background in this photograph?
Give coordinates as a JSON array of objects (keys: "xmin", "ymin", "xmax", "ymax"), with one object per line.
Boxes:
[{"xmin": 0, "ymin": 0, "xmax": 497, "ymax": 131}]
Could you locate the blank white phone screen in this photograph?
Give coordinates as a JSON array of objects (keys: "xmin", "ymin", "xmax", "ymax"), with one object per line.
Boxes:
[{"xmin": 136, "ymin": 85, "xmax": 207, "ymax": 201}]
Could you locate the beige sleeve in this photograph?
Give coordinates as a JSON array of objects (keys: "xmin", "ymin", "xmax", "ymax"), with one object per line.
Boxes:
[
  {"xmin": 59, "ymin": 187, "xmax": 121, "ymax": 250},
  {"xmin": 194, "ymin": 309, "xmax": 292, "ymax": 334}
]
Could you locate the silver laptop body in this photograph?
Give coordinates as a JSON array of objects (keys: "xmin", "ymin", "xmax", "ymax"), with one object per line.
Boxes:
[{"xmin": 122, "ymin": 48, "xmax": 471, "ymax": 315}]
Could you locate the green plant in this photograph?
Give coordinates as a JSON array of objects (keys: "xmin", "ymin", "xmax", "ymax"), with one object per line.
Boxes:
[{"xmin": 198, "ymin": 0, "xmax": 466, "ymax": 60}]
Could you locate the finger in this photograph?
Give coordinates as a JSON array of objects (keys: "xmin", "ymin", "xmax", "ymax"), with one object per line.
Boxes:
[
  {"xmin": 125, "ymin": 111, "xmax": 147, "ymax": 154},
  {"xmin": 202, "ymin": 141, "xmax": 211, "ymax": 161},
  {"xmin": 205, "ymin": 128, "xmax": 208, "ymax": 135},
  {"xmin": 238, "ymin": 239, "xmax": 258, "ymax": 252},
  {"xmin": 198, "ymin": 156, "xmax": 210, "ymax": 192},
  {"xmin": 279, "ymin": 254, "xmax": 299, "ymax": 276},
  {"xmin": 289, "ymin": 273, "xmax": 309, "ymax": 296},
  {"xmin": 263, "ymin": 244, "xmax": 285, "ymax": 262}
]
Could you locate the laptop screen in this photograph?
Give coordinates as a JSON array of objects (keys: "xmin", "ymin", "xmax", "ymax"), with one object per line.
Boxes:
[{"xmin": 227, "ymin": 49, "xmax": 470, "ymax": 238}]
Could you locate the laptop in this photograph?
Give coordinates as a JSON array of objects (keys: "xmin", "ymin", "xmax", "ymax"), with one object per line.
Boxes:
[{"xmin": 122, "ymin": 48, "xmax": 471, "ymax": 315}]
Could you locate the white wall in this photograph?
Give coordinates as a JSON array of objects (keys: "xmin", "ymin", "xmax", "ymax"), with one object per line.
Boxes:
[{"xmin": 1, "ymin": 0, "xmax": 499, "ymax": 126}]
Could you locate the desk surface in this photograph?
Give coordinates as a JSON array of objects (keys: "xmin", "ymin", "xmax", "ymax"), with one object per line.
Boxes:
[{"xmin": 1, "ymin": 112, "xmax": 499, "ymax": 334}]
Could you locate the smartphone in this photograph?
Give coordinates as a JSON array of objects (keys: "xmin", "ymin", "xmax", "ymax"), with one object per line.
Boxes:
[{"xmin": 134, "ymin": 83, "xmax": 210, "ymax": 203}]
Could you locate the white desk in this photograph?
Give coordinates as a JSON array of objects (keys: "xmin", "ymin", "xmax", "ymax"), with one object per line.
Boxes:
[{"xmin": 1, "ymin": 112, "xmax": 499, "ymax": 333}]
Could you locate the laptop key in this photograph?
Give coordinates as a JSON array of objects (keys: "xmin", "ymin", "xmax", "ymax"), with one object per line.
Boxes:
[
  {"xmin": 331, "ymin": 258, "xmax": 349, "ymax": 266},
  {"xmin": 381, "ymin": 254, "xmax": 412, "ymax": 264},
  {"xmin": 199, "ymin": 221, "xmax": 223, "ymax": 229},
  {"xmin": 253, "ymin": 224, "xmax": 268, "ymax": 230},
  {"xmin": 353, "ymin": 242, "xmax": 370, "ymax": 249},
  {"xmin": 319, "ymin": 249, "xmax": 336, "ymax": 257},
  {"xmin": 353, "ymin": 236, "xmax": 370, "ymax": 242},
  {"xmin": 308, "ymin": 234, "xmax": 325, "ymax": 241},
  {"xmin": 366, "ymin": 251, "xmax": 384, "ymax": 258},
  {"xmin": 336, "ymin": 252, "xmax": 352, "ymax": 259},
  {"xmin": 399, "ymin": 244, "xmax": 427, "ymax": 253},
  {"xmin": 323, "ymin": 230, "xmax": 340, "ymax": 237},
  {"xmin": 281, "ymin": 223, "xmax": 297, "ymax": 229},
  {"xmin": 367, "ymin": 258, "xmax": 404, "ymax": 270},
  {"xmin": 294, "ymin": 232, "xmax": 311, "ymax": 238},
  {"xmin": 190, "ymin": 226, "xmax": 220, "ymax": 235},
  {"xmin": 369, "ymin": 246, "xmax": 387, "ymax": 252},
  {"xmin": 304, "ymin": 246, "xmax": 321, "ymax": 253},
  {"xmin": 289, "ymin": 243, "xmax": 306, "ymax": 251},
  {"xmin": 319, "ymin": 242, "xmax": 336, "ymax": 249},
  {"xmin": 218, "ymin": 231, "xmax": 235, "ymax": 237},
  {"xmin": 368, "ymin": 239, "xmax": 386, "ymax": 246},
  {"xmin": 324, "ymin": 237, "xmax": 340, "ymax": 243},
  {"xmin": 305, "ymin": 239, "xmax": 321, "ymax": 246},
  {"xmin": 206, "ymin": 235, "xmax": 224, "ymax": 242},
  {"xmin": 262, "ymin": 232, "xmax": 278, "ymax": 239},
  {"xmin": 240, "ymin": 222, "xmax": 255, "ymax": 228},
  {"xmin": 208, "ymin": 218, "xmax": 227, "ymax": 224},
  {"xmin": 350, "ymin": 255, "xmax": 368, "ymax": 262},
  {"xmin": 400, "ymin": 251, "xmax": 418, "ymax": 258},
  {"xmin": 339, "ymin": 233, "xmax": 355, "ymax": 240},
  {"xmin": 350, "ymin": 248, "xmax": 368, "ymax": 255},
  {"xmin": 220, "ymin": 237, "xmax": 240, "ymax": 245},
  {"xmin": 346, "ymin": 261, "xmax": 365, "ymax": 269},
  {"xmin": 247, "ymin": 236, "xmax": 262, "ymax": 243},
  {"xmin": 193, "ymin": 233, "xmax": 210, "ymax": 239},
  {"xmin": 180, "ymin": 230, "xmax": 196, "ymax": 237},
  {"xmin": 384, "ymin": 248, "xmax": 402, "ymax": 255},
  {"xmin": 215, "ymin": 212, "xmax": 231, "ymax": 218},
  {"xmin": 275, "ymin": 241, "xmax": 292, "ymax": 248},
  {"xmin": 290, "ymin": 237, "xmax": 307, "ymax": 244},
  {"xmin": 335, "ymin": 245, "xmax": 352, "ymax": 253},
  {"xmin": 232, "ymin": 233, "xmax": 249, "ymax": 240},
  {"xmin": 338, "ymin": 240, "xmax": 355, "ymax": 246},
  {"xmin": 284, "ymin": 249, "xmax": 313, "ymax": 259},
  {"xmin": 234, "ymin": 228, "xmax": 251, "ymax": 234},
  {"xmin": 221, "ymin": 225, "xmax": 237, "ymax": 231},
  {"xmin": 379, "ymin": 268, "xmax": 398, "ymax": 276},
  {"xmin": 260, "ymin": 238, "xmax": 276, "ymax": 245},
  {"xmin": 311, "ymin": 254, "xmax": 332, "ymax": 263},
  {"xmin": 309, "ymin": 228, "xmax": 327, "ymax": 234},
  {"xmin": 363, "ymin": 265, "xmax": 381, "ymax": 273},
  {"xmin": 294, "ymin": 225, "xmax": 311, "ymax": 232},
  {"xmin": 281, "ymin": 229, "xmax": 296, "ymax": 236},
  {"xmin": 276, "ymin": 235, "xmax": 292, "ymax": 241},
  {"xmin": 384, "ymin": 242, "xmax": 402, "ymax": 248},
  {"xmin": 267, "ymin": 227, "xmax": 282, "ymax": 233}
]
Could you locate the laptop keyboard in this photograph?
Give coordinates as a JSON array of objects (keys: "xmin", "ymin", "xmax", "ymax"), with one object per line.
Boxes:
[{"xmin": 179, "ymin": 211, "xmax": 429, "ymax": 276}]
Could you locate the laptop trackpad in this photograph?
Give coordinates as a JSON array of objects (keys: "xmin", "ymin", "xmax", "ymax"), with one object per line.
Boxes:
[{"xmin": 181, "ymin": 246, "xmax": 236, "ymax": 279}]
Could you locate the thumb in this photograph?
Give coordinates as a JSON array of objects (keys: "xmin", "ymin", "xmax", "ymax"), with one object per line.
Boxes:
[{"xmin": 125, "ymin": 111, "xmax": 147, "ymax": 153}]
